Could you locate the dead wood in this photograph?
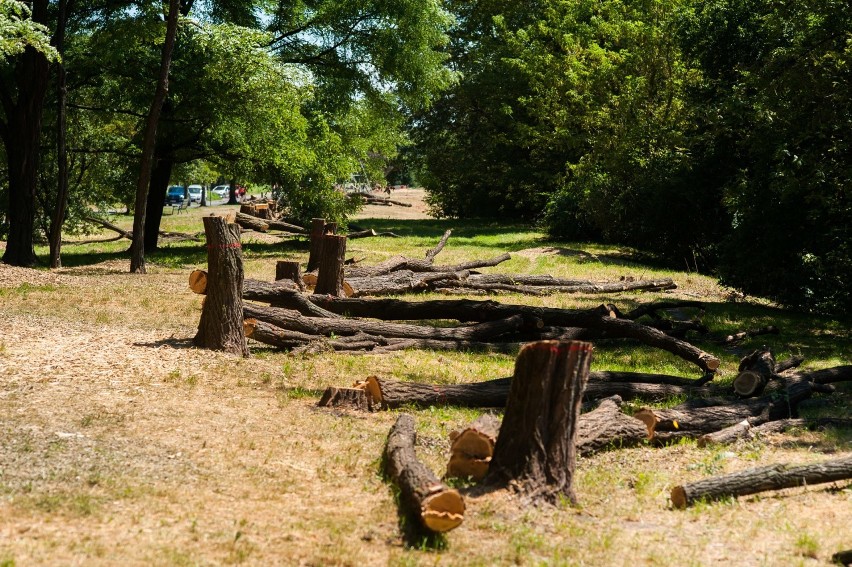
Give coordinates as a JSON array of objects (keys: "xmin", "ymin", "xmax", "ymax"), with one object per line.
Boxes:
[
  {"xmin": 624, "ymin": 300, "xmax": 706, "ymax": 321},
  {"xmin": 576, "ymin": 396, "xmax": 649, "ymax": 456},
  {"xmin": 193, "ymin": 216, "xmax": 249, "ymax": 356},
  {"xmin": 275, "ymin": 261, "xmax": 304, "ymax": 290},
  {"xmin": 346, "ymin": 270, "xmax": 470, "ymax": 297},
  {"xmin": 314, "ymin": 234, "xmax": 347, "ymax": 296},
  {"xmin": 833, "ymin": 550, "xmax": 852, "ymax": 566},
  {"xmin": 698, "ymin": 417, "xmax": 852, "ymax": 447},
  {"xmin": 485, "ymin": 341, "xmax": 593, "ymax": 505},
  {"xmin": 347, "ymin": 228, "xmax": 402, "ymax": 239},
  {"xmin": 265, "ymin": 219, "xmax": 305, "ymax": 233},
  {"xmin": 446, "ymin": 414, "xmax": 501, "ymax": 481},
  {"xmin": 384, "ymin": 414, "xmax": 465, "ymax": 533},
  {"xmin": 670, "ymin": 454, "xmax": 852, "ymax": 508},
  {"xmin": 724, "ymin": 325, "xmax": 779, "ymax": 344},
  {"xmin": 318, "ymin": 387, "xmax": 373, "ymax": 411},
  {"xmin": 797, "ymin": 365, "xmax": 852, "ymax": 385},
  {"xmin": 235, "ymin": 212, "xmax": 269, "ymax": 232},
  {"xmin": 734, "ymin": 348, "xmax": 778, "ymax": 397},
  {"xmin": 242, "ymin": 303, "xmax": 525, "ymax": 342}
]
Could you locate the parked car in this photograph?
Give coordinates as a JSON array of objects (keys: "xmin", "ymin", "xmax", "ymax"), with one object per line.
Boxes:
[
  {"xmin": 165, "ymin": 185, "xmax": 187, "ymax": 205},
  {"xmin": 211, "ymin": 185, "xmax": 230, "ymax": 198},
  {"xmin": 187, "ymin": 184, "xmax": 203, "ymax": 203}
]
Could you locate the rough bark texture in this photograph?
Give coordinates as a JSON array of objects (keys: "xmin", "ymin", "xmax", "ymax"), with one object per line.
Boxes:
[
  {"xmin": 276, "ymin": 261, "xmax": 304, "ymax": 289},
  {"xmin": 365, "ymin": 376, "xmax": 512, "ymax": 409},
  {"xmin": 235, "ymin": 212, "xmax": 269, "ymax": 232},
  {"xmin": 314, "ymin": 234, "xmax": 347, "ymax": 296},
  {"xmin": 317, "ymin": 387, "xmax": 373, "ymax": 411},
  {"xmin": 576, "ymin": 396, "xmax": 649, "ymax": 456},
  {"xmin": 671, "ymin": 455, "xmax": 852, "ymax": 508},
  {"xmin": 193, "ymin": 217, "xmax": 249, "ymax": 356},
  {"xmin": 307, "ymin": 218, "xmax": 326, "ymax": 272},
  {"xmin": 734, "ymin": 348, "xmax": 777, "ymax": 397},
  {"xmin": 446, "ymin": 414, "xmax": 501, "ymax": 481},
  {"xmin": 384, "ymin": 414, "xmax": 465, "ymax": 532},
  {"xmin": 698, "ymin": 417, "xmax": 852, "ymax": 447},
  {"xmin": 243, "ymin": 303, "xmax": 524, "ymax": 342},
  {"xmin": 485, "ymin": 341, "xmax": 593, "ymax": 505},
  {"xmin": 142, "ymin": 156, "xmax": 174, "ymax": 252}
]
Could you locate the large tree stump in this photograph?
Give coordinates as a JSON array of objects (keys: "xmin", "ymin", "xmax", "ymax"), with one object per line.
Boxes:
[
  {"xmin": 576, "ymin": 396, "xmax": 649, "ymax": 456},
  {"xmin": 485, "ymin": 340, "xmax": 593, "ymax": 505},
  {"xmin": 445, "ymin": 414, "xmax": 501, "ymax": 481},
  {"xmin": 275, "ymin": 260, "xmax": 304, "ymax": 289},
  {"xmin": 671, "ymin": 454, "xmax": 852, "ymax": 508},
  {"xmin": 314, "ymin": 234, "xmax": 347, "ymax": 296},
  {"xmin": 384, "ymin": 414, "xmax": 465, "ymax": 533},
  {"xmin": 734, "ymin": 348, "xmax": 777, "ymax": 397},
  {"xmin": 193, "ymin": 216, "xmax": 249, "ymax": 356},
  {"xmin": 306, "ymin": 218, "xmax": 326, "ymax": 272}
]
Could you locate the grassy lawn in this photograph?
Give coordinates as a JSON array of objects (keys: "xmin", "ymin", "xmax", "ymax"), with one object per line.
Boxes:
[{"xmin": 0, "ymin": 204, "xmax": 850, "ymax": 566}]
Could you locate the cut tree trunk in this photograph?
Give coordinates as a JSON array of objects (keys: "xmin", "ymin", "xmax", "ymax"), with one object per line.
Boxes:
[
  {"xmin": 383, "ymin": 414, "xmax": 465, "ymax": 532},
  {"xmin": 235, "ymin": 212, "xmax": 269, "ymax": 232},
  {"xmin": 450, "ymin": 277, "xmax": 676, "ymax": 295},
  {"xmin": 698, "ymin": 417, "xmax": 852, "ymax": 448},
  {"xmin": 275, "ymin": 261, "xmax": 304, "ymax": 290},
  {"xmin": 266, "ymin": 219, "xmax": 305, "ymax": 233},
  {"xmin": 576, "ymin": 396, "xmax": 649, "ymax": 456},
  {"xmin": 365, "ymin": 376, "xmax": 512, "ymax": 409},
  {"xmin": 188, "ymin": 269, "xmax": 207, "ymax": 294},
  {"xmin": 345, "ymin": 270, "xmax": 470, "ymax": 297},
  {"xmin": 724, "ymin": 326, "xmax": 779, "ymax": 344},
  {"xmin": 734, "ymin": 348, "xmax": 777, "ymax": 397},
  {"xmin": 243, "ymin": 303, "xmax": 525, "ymax": 342},
  {"xmin": 799, "ymin": 365, "xmax": 852, "ymax": 385},
  {"xmin": 306, "ymin": 218, "xmax": 326, "ymax": 272},
  {"xmin": 485, "ymin": 341, "xmax": 593, "ymax": 505},
  {"xmin": 446, "ymin": 414, "xmax": 501, "ymax": 481},
  {"xmin": 670, "ymin": 454, "xmax": 852, "ymax": 508},
  {"xmin": 193, "ymin": 216, "xmax": 249, "ymax": 356},
  {"xmin": 318, "ymin": 387, "xmax": 373, "ymax": 411},
  {"xmin": 314, "ymin": 234, "xmax": 347, "ymax": 296}
]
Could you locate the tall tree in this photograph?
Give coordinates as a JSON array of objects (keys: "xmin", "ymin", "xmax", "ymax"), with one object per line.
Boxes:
[{"xmin": 129, "ymin": 0, "xmax": 180, "ymax": 273}]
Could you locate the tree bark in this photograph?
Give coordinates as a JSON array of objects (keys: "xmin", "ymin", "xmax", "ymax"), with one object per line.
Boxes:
[
  {"xmin": 266, "ymin": 219, "xmax": 306, "ymax": 233},
  {"xmin": 130, "ymin": 0, "xmax": 180, "ymax": 273},
  {"xmin": 446, "ymin": 414, "xmax": 501, "ymax": 481},
  {"xmin": 1, "ymin": 0, "xmax": 51, "ymax": 267},
  {"xmin": 485, "ymin": 340, "xmax": 593, "ymax": 505},
  {"xmin": 832, "ymin": 549, "xmax": 852, "ymax": 566},
  {"xmin": 242, "ymin": 303, "xmax": 524, "ymax": 341},
  {"xmin": 697, "ymin": 417, "xmax": 852, "ymax": 448},
  {"xmin": 142, "ymin": 156, "xmax": 174, "ymax": 252},
  {"xmin": 306, "ymin": 218, "xmax": 326, "ymax": 272},
  {"xmin": 384, "ymin": 414, "xmax": 465, "ymax": 532},
  {"xmin": 193, "ymin": 216, "xmax": 249, "ymax": 356},
  {"xmin": 733, "ymin": 348, "xmax": 777, "ymax": 397},
  {"xmin": 576, "ymin": 396, "xmax": 649, "ymax": 456},
  {"xmin": 48, "ymin": 0, "xmax": 70, "ymax": 268},
  {"xmin": 235, "ymin": 212, "xmax": 269, "ymax": 232},
  {"xmin": 275, "ymin": 261, "xmax": 304, "ymax": 289},
  {"xmin": 318, "ymin": 387, "xmax": 373, "ymax": 411},
  {"xmin": 314, "ymin": 234, "xmax": 347, "ymax": 296},
  {"xmin": 365, "ymin": 376, "xmax": 513, "ymax": 410},
  {"xmin": 670, "ymin": 455, "xmax": 852, "ymax": 508}
]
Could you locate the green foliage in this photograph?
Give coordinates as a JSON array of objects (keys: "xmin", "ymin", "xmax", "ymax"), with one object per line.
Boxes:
[{"xmin": 0, "ymin": 0, "xmax": 57, "ymax": 61}]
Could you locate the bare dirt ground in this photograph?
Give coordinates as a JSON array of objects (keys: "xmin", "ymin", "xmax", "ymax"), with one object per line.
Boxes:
[
  {"xmin": 353, "ymin": 187, "xmax": 432, "ymax": 220},
  {"xmin": 1, "ymin": 191, "xmax": 850, "ymax": 565}
]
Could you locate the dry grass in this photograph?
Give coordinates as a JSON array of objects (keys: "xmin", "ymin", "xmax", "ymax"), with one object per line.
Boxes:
[{"xmin": 0, "ymin": 201, "xmax": 850, "ymax": 566}]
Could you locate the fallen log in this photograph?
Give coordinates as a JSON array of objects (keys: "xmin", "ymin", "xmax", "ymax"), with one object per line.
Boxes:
[
  {"xmin": 384, "ymin": 414, "xmax": 465, "ymax": 532},
  {"xmin": 235, "ymin": 212, "xmax": 269, "ymax": 232},
  {"xmin": 833, "ymin": 549, "xmax": 852, "ymax": 566},
  {"xmin": 799, "ymin": 365, "xmax": 852, "ymax": 385},
  {"xmin": 724, "ymin": 325, "xmax": 779, "ymax": 344},
  {"xmin": 346, "ymin": 230, "xmax": 452, "ymax": 279},
  {"xmin": 266, "ymin": 219, "xmax": 306, "ymax": 233},
  {"xmin": 445, "ymin": 414, "xmax": 500, "ymax": 481},
  {"xmin": 346, "ymin": 270, "xmax": 470, "ymax": 297},
  {"xmin": 624, "ymin": 300, "xmax": 705, "ymax": 321},
  {"xmin": 243, "ymin": 303, "xmax": 525, "ymax": 342},
  {"xmin": 698, "ymin": 417, "xmax": 852, "ymax": 447},
  {"xmin": 576, "ymin": 396, "xmax": 649, "ymax": 456},
  {"xmin": 734, "ymin": 348, "xmax": 778, "ymax": 397},
  {"xmin": 318, "ymin": 387, "xmax": 373, "ymax": 411},
  {"xmin": 670, "ymin": 454, "xmax": 852, "ymax": 508}
]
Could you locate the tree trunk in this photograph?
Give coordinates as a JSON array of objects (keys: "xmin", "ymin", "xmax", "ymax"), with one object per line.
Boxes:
[
  {"xmin": 243, "ymin": 303, "xmax": 525, "ymax": 342},
  {"xmin": 228, "ymin": 178, "xmax": 238, "ymax": 205},
  {"xmin": 733, "ymin": 348, "xmax": 777, "ymax": 397},
  {"xmin": 383, "ymin": 414, "xmax": 465, "ymax": 533},
  {"xmin": 1, "ymin": 0, "xmax": 51, "ymax": 267},
  {"xmin": 446, "ymin": 414, "xmax": 501, "ymax": 481},
  {"xmin": 576, "ymin": 396, "xmax": 650, "ymax": 456},
  {"xmin": 306, "ymin": 218, "xmax": 326, "ymax": 272},
  {"xmin": 671, "ymin": 455, "xmax": 852, "ymax": 508},
  {"xmin": 130, "ymin": 0, "xmax": 180, "ymax": 273},
  {"xmin": 485, "ymin": 340, "xmax": 593, "ymax": 505},
  {"xmin": 143, "ymin": 156, "xmax": 174, "ymax": 252},
  {"xmin": 193, "ymin": 216, "xmax": 249, "ymax": 356},
  {"xmin": 266, "ymin": 219, "xmax": 306, "ymax": 233},
  {"xmin": 275, "ymin": 261, "xmax": 304, "ymax": 289},
  {"xmin": 314, "ymin": 235, "xmax": 347, "ymax": 296},
  {"xmin": 318, "ymin": 387, "xmax": 373, "ymax": 411},
  {"xmin": 48, "ymin": 0, "xmax": 70, "ymax": 269},
  {"xmin": 365, "ymin": 376, "xmax": 512, "ymax": 410},
  {"xmin": 698, "ymin": 417, "xmax": 852, "ymax": 447},
  {"xmin": 235, "ymin": 211, "xmax": 269, "ymax": 232}
]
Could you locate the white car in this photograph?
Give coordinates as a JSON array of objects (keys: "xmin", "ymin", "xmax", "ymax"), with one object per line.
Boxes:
[
  {"xmin": 211, "ymin": 185, "xmax": 230, "ymax": 198},
  {"xmin": 187, "ymin": 184, "xmax": 203, "ymax": 203}
]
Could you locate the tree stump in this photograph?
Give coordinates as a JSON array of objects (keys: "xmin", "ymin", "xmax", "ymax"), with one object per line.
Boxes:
[
  {"xmin": 485, "ymin": 340, "xmax": 593, "ymax": 505},
  {"xmin": 188, "ymin": 269, "xmax": 207, "ymax": 294},
  {"xmin": 306, "ymin": 218, "xmax": 326, "ymax": 272},
  {"xmin": 384, "ymin": 414, "xmax": 465, "ymax": 532},
  {"xmin": 193, "ymin": 216, "xmax": 249, "ymax": 356},
  {"xmin": 314, "ymin": 235, "xmax": 347, "ymax": 296},
  {"xmin": 275, "ymin": 260, "xmax": 304, "ymax": 290},
  {"xmin": 317, "ymin": 387, "xmax": 373, "ymax": 411}
]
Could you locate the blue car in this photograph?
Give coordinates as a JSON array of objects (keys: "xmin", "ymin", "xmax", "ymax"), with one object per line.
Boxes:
[{"xmin": 165, "ymin": 185, "xmax": 187, "ymax": 205}]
